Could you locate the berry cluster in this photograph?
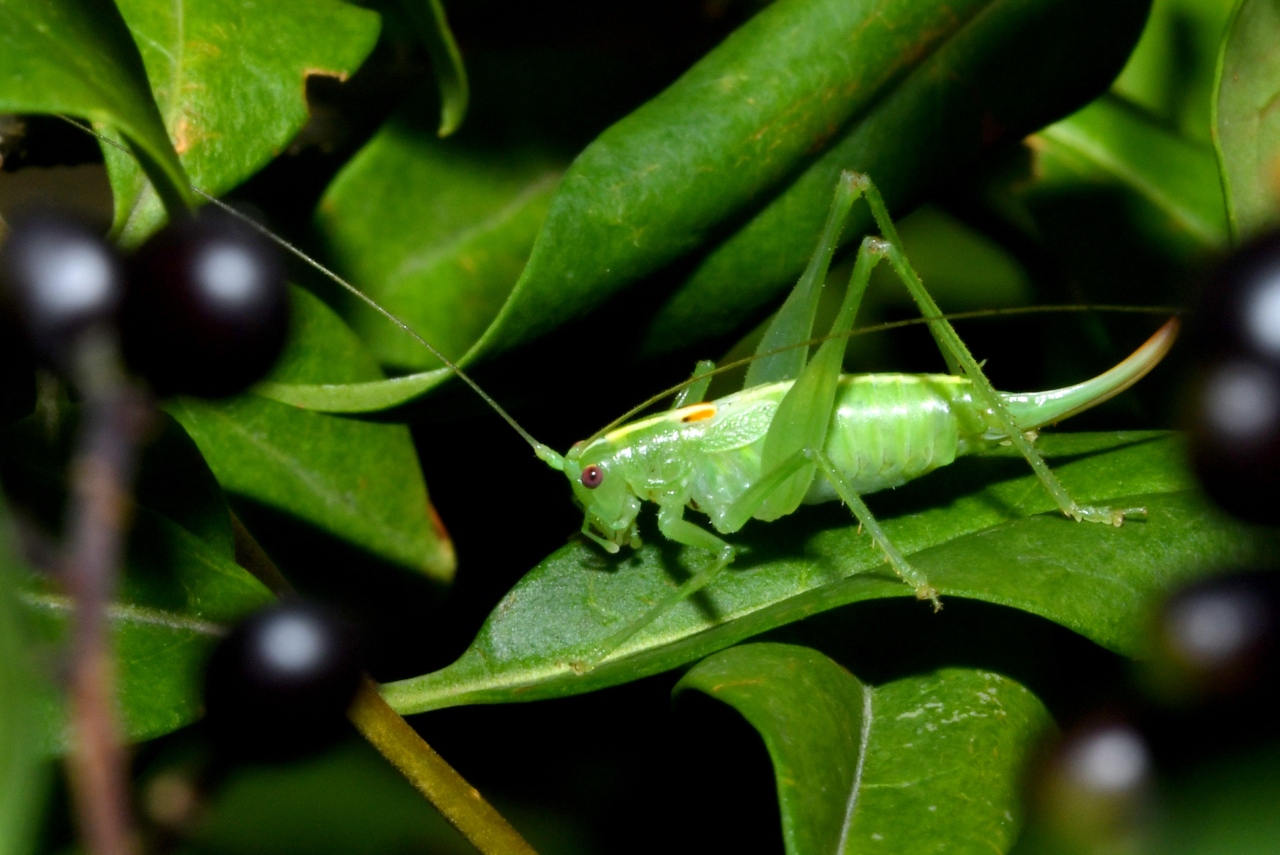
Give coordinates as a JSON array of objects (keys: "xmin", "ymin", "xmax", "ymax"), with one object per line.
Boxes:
[
  {"xmin": 1, "ymin": 209, "xmax": 357, "ymax": 762},
  {"xmin": 0, "ymin": 207, "xmax": 289, "ymax": 398},
  {"xmin": 1187, "ymin": 233, "xmax": 1280, "ymax": 522}
]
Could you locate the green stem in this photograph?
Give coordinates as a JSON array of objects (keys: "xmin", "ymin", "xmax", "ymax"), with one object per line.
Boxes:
[
  {"xmin": 229, "ymin": 518, "xmax": 538, "ymax": 855},
  {"xmin": 349, "ymin": 679, "xmax": 538, "ymax": 855}
]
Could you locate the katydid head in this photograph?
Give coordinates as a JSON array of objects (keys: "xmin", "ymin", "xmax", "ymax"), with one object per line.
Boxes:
[{"xmin": 563, "ymin": 441, "xmax": 641, "ymax": 553}]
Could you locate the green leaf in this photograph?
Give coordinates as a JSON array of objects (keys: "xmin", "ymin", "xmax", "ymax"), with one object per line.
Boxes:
[
  {"xmin": 1213, "ymin": 0, "xmax": 1280, "ymax": 241},
  {"xmin": 396, "ymin": 0, "xmax": 469, "ymax": 137},
  {"xmin": 336, "ymin": 0, "xmax": 1015, "ymax": 384},
  {"xmin": 104, "ymin": 0, "xmax": 380, "ymax": 243},
  {"xmin": 0, "ymin": 500, "xmax": 47, "ymax": 855},
  {"xmin": 676, "ymin": 644, "xmax": 1052, "ymax": 855},
  {"xmin": 382, "ymin": 433, "xmax": 1279, "ymax": 713},
  {"xmin": 255, "ymin": 369, "xmax": 450, "ymax": 414},
  {"xmin": 1033, "ymin": 96, "xmax": 1229, "ymax": 253},
  {"xmin": 468, "ymin": 0, "xmax": 998, "ymax": 366},
  {"xmin": 315, "ymin": 107, "xmax": 560, "ymax": 372},
  {"xmin": 0, "ymin": 0, "xmax": 193, "ymax": 217},
  {"xmin": 169, "ymin": 288, "xmax": 456, "ymax": 581},
  {"xmin": 641, "ymin": 0, "xmax": 1153, "ymax": 355},
  {"xmin": 0, "ymin": 412, "xmax": 274, "ymax": 747},
  {"xmin": 1112, "ymin": 0, "xmax": 1238, "ymax": 144},
  {"xmin": 968, "ymin": 94, "xmax": 1228, "ymax": 302}
]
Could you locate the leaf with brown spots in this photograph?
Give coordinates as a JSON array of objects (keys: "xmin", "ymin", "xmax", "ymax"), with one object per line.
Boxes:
[{"xmin": 102, "ymin": 0, "xmax": 381, "ymax": 244}]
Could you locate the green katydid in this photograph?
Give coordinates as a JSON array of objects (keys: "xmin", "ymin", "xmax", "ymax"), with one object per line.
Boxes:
[
  {"xmin": 522, "ymin": 171, "xmax": 1177, "ymax": 671},
  {"xmin": 203, "ymin": 169, "xmax": 1176, "ymax": 673}
]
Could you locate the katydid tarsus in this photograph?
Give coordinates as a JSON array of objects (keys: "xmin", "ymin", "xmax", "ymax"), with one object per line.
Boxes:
[{"xmin": 201, "ymin": 168, "xmax": 1176, "ymax": 673}]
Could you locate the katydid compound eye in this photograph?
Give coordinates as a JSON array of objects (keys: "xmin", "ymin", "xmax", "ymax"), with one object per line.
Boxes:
[{"xmin": 581, "ymin": 465, "xmax": 603, "ymax": 488}]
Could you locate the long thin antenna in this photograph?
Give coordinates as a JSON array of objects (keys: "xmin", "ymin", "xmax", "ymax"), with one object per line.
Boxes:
[
  {"xmin": 57, "ymin": 115, "xmax": 562, "ymax": 467},
  {"xmin": 195, "ymin": 191, "xmax": 558, "ymax": 461}
]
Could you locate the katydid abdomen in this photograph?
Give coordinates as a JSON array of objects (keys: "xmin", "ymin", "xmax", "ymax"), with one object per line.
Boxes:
[{"xmin": 804, "ymin": 373, "xmax": 982, "ymax": 505}]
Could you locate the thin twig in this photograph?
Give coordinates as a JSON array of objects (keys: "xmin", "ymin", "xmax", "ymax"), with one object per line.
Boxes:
[
  {"xmin": 229, "ymin": 517, "xmax": 539, "ymax": 855},
  {"xmin": 64, "ymin": 334, "xmax": 152, "ymax": 855}
]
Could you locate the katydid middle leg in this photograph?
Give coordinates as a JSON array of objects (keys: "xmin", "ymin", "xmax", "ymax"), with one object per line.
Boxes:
[
  {"xmin": 717, "ymin": 446, "xmax": 941, "ymax": 606},
  {"xmin": 850, "ymin": 173, "xmax": 1146, "ymax": 525}
]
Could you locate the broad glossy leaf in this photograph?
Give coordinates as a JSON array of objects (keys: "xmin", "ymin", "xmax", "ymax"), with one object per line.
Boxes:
[
  {"xmin": 0, "ymin": 502, "xmax": 46, "ymax": 855},
  {"xmin": 255, "ymin": 369, "xmax": 449, "ymax": 413},
  {"xmin": 104, "ymin": 0, "xmax": 380, "ymax": 243},
  {"xmin": 641, "ymin": 0, "xmax": 1152, "ymax": 354},
  {"xmin": 676, "ymin": 644, "xmax": 1052, "ymax": 855},
  {"xmin": 0, "ymin": 412, "xmax": 274, "ymax": 747},
  {"xmin": 0, "ymin": 0, "xmax": 192, "ymax": 216},
  {"xmin": 171, "ymin": 288, "xmax": 455, "ymax": 581},
  {"xmin": 476, "ymin": 0, "xmax": 998, "ymax": 359},
  {"xmin": 968, "ymin": 95, "xmax": 1227, "ymax": 309},
  {"xmin": 306, "ymin": 0, "xmax": 1149, "ymax": 406},
  {"xmin": 315, "ymin": 108, "xmax": 561, "ymax": 371},
  {"xmin": 1213, "ymin": 0, "xmax": 1280, "ymax": 240},
  {"xmin": 383, "ymin": 433, "xmax": 1279, "ymax": 713}
]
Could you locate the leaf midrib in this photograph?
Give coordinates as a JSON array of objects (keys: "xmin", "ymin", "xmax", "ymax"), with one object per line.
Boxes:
[{"xmin": 836, "ymin": 683, "xmax": 875, "ymax": 853}]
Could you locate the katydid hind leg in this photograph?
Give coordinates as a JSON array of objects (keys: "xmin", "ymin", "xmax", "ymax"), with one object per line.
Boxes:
[
  {"xmin": 854, "ymin": 174, "xmax": 1144, "ymax": 526},
  {"xmin": 755, "ymin": 236, "xmax": 888, "ymax": 520},
  {"xmin": 728, "ymin": 444, "xmax": 940, "ymax": 608},
  {"xmin": 728, "ymin": 446, "xmax": 941, "ymax": 609},
  {"xmin": 744, "ymin": 171, "xmax": 864, "ymax": 389}
]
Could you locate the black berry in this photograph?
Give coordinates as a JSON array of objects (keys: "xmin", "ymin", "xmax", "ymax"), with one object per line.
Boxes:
[
  {"xmin": 1187, "ymin": 357, "xmax": 1280, "ymax": 523},
  {"xmin": 203, "ymin": 600, "xmax": 362, "ymax": 761},
  {"xmin": 1191, "ymin": 230, "xmax": 1280, "ymax": 364},
  {"xmin": 1154, "ymin": 570, "xmax": 1279, "ymax": 698},
  {"xmin": 121, "ymin": 209, "xmax": 289, "ymax": 398},
  {"xmin": 1185, "ymin": 232, "xmax": 1280, "ymax": 523},
  {"xmin": 1029, "ymin": 718, "xmax": 1152, "ymax": 848},
  {"xmin": 1136, "ymin": 570, "xmax": 1280, "ymax": 772},
  {"xmin": 0, "ymin": 211, "xmax": 123, "ymax": 369}
]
